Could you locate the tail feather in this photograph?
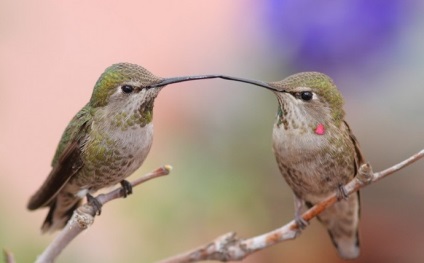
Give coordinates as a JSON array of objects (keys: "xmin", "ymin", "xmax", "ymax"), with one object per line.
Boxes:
[
  {"xmin": 315, "ymin": 192, "xmax": 360, "ymax": 259},
  {"xmin": 41, "ymin": 197, "xmax": 82, "ymax": 233},
  {"xmin": 327, "ymin": 230, "xmax": 360, "ymax": 259}
]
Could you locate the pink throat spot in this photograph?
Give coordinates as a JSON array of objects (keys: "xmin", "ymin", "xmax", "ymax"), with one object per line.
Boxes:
[{"xmin": 315, "ymin": 124, "xmax": 325, "ymax": 135}]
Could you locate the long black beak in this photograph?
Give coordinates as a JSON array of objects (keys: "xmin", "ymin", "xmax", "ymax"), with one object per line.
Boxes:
[{"xmin": 148, "ymin": 75, "xmax": 279, "ymax": 92}]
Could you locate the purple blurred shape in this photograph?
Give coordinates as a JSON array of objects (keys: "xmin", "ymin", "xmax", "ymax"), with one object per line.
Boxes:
[{"xmin": 263, "ymin": 0, "xmax": 414, "ymax": 74}]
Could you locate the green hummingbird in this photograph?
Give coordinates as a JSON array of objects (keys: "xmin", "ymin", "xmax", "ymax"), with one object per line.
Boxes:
[
  {"xmin": 269, "ymin": 72, "xmax": 364, "ymax": 259},
  {"xmin": 208, "ymin": 73, "xmax": 365, "ymax": 259},
  {"xmin": 27, "ymin": 63, "xmax": 230, "ymax": 233}
]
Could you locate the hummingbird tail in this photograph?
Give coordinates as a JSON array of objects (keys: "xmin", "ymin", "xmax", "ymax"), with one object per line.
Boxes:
[
  {"xmin": 316, "ymin": 192, "xmax": 360, "ymax": 259},
  {"xmin": 41, "ymin": 197, "xmax": 82, "ymax": 233}
]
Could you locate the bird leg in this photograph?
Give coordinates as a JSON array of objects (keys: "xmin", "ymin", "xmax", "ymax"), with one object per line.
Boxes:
[
  {"xmin": 336, "ymin": 183, "xmax": 349, "ymax": 201},
  {"xmin": 120, "ymin": 180, "xmax": 133, "ymax": 198},
  {"xmin": 86, "ymin": 193, "xmax": 102, "ymax": 215},
  {"xmin": 294, "ymin": 194, "xmax": 308, "ymax": 229}
]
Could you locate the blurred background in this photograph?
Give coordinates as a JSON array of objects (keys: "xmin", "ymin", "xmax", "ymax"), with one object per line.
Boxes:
[{"xmin": 1, "ymin": 0, "xmax": 424, "ymax": 262}]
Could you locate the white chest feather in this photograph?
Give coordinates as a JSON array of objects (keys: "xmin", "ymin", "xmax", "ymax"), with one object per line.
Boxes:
[{"xmin": 272, "ymin": 123, "xmax": 328, "ymax": 162}]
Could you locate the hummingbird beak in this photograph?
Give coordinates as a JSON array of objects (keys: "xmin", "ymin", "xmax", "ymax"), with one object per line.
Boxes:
[
  {"xmin": 148, "ymin": 75, "xmax": 280, "ymax": 92},
  {"xmin": 215, "ymin": 75, "xmax": 280, "ymax": 92},
  {"xmin": 149, "ymin": 75, "xmax": 223, "ymax": 88}
]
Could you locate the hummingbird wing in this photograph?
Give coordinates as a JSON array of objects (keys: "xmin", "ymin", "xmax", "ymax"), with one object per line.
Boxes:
[
  {"xmin": 27, "ymin": 105, "xmax": 92, "ymax": 210},
  {"xmin": 344, "ymin": 120, "xmax": 366, "ymax": 169}
]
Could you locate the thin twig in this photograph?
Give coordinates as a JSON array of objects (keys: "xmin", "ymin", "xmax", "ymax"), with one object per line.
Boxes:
[
  {"xmin": 3, "ymin": 249, "xmax": 16, "ymax": 263},
  {"xmin": 35, "ymin": 165, "xmax": 172, "ymax": 263},
  {"xmin": 159, "ymin": 149, "xmax": 424, "ymax": 262}
]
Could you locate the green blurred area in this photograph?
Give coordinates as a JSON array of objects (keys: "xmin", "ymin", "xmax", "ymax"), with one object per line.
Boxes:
[{"xmin": 1, "ymin": 1, "xmax": 424, "ymax": 263}]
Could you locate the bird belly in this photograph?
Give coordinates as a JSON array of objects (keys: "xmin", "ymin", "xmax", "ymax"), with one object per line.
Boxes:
[
  {"xmin": 73, "ymin": 122, "xmax": 154, "ymax": 192},
  {"xmin": 272, "ymin": 125, "xmax": 354, "ymax": 200}
]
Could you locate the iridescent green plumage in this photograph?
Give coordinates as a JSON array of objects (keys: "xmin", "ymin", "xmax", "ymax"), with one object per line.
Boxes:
[
  {"xmin": 51, "ymin": 105, "xmax": 91, "ymax": 166},
  {"xmin": 90, "ymin": 63, "xmax": 162, "ymax": 107},
  {"xmin": 28, "ymin": 63, "xmax": 164, "ymax": 232},
  {"xmin": 27, "ymin": 63, "xmax": 227, "ymax": 233},
  {"xmin": 268, "ymin": 72, "xmax": 364, "ymax": 259},
  {"xmin": 270, "ymin": 72, "xmax": 345, "ymax": 126},
  {"xmin": 189, "ymin": 72, "xmax": 366, "ymax": 259}
]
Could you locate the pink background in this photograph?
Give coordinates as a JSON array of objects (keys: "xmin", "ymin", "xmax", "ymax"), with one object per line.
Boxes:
[{"xmin": 1, "ymin": 1, "xmax": 424, "ymax": 262}]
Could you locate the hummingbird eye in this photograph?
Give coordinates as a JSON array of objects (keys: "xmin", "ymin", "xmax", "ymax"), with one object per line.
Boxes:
[
  {"xmin": 121, "ymin": 85, "xmax": 134, "ymax": 94},
  {"xmin": 300, "ymin": 91, "xmax": 313, "ymax": 101}
]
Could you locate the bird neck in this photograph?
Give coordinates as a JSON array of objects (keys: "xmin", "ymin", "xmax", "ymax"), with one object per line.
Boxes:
[{"xmin": 93, "ymin": 99, "xmax": 154, "ymax": 132}]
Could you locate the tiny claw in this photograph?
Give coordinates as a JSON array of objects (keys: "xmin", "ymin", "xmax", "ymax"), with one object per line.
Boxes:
[
  {"xmin": 295, "ymin": 215, "xmax": 309, "ymax": 230},
  {"xmin": 87, "ymin": 193, "xmax": 102, "ymax": 215},
  {"xmin": 120, "ymin": 180, "xmax": 133, "ymax": 198},
  {"xmin": 293, "ymin": 195, "xmax": 308, "ymax": 229},
  {"xmin": 336, "ymin": 183, "xmax": 349, "ymax": 201}
]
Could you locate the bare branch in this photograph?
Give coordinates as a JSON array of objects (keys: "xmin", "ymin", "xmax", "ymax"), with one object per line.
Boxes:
[
  {"xmin": 3, "ymin": 249, "xmax": 16, "ymax": 263},
  {"xmin": 35, "ymin": 165, "xmax": 172, "ymax": 263},
  {"xmin": 159, "ymin": 149, "xmax": 424, "ymax": 263}
]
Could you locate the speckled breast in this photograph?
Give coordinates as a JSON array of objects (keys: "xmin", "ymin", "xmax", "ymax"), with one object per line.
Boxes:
[{"xmin": 73, "ymin": 122, "xmax": 154, "ymax": 191}]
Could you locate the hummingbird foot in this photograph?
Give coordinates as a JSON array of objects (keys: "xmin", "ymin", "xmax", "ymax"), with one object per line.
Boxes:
[
  {"xmin": 294, "ymin": 213, "xmax": 309, "ymax": 230},
  {"xmin": 336, "ymin": 183, "xmax": 349, "ymax": 201},
  {"xmin": 120, "ymin": 180, "xmax": 133, "ymax": 198},
  {"xmin": 86, "ymin": 193, "xmax": 102, "ymax": 215},
  {"xmin": 293, "ymin": 195, "xmax": 308, "ymax": 229}
]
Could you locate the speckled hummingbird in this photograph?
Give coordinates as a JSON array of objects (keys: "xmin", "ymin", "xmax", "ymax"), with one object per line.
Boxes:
[
  {"xmin": 27, "ymin": 62, "xmax": 233, "ymax": 233},
  {"xmin": 209, "ymin": 72, "xmax": 365, "ymax": 259}
]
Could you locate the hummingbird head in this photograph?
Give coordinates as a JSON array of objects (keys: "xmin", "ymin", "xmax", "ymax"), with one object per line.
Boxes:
[
  {"xmin": 268, "ymin": 72, "xmax": 345, "ymax": 126},
  {"xmin": 90, "ymin": 63, "xmax": 164, "ymax": 108}
]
